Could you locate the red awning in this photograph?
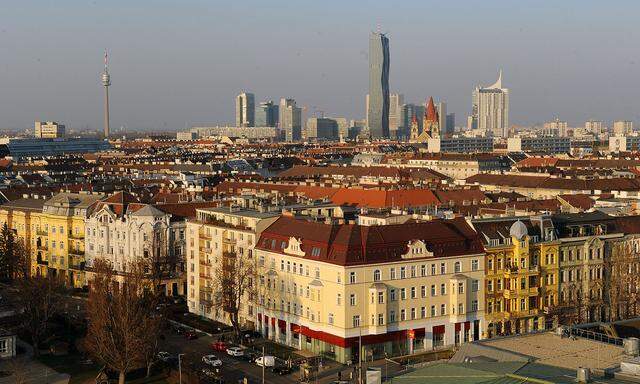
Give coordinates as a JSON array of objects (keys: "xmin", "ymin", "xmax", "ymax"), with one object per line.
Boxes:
[
  {"xmin": 290, "ymin": 323, "xmax": 299, "ymax": 332},
  {"xmin": 455, "ymin": 323, "xmax": 461, "ymax": 332},
  {"xmin": 278, "ymin": 319, "xmax": 287, "ymax": 330},
  {"xmin": 433, "ymin": 325, "xmax": 445, "ymax": 334},
  {"xmin": 414, "ymin": 328, "xmax": 426, "ymax": 337}
]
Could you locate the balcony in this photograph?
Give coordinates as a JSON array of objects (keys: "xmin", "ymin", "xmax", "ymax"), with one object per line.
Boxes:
[
  {"xmin": 36, "ymin": 230, "xmax": 47, "ymax": 236},
  {"xmin": 68, "ymin": 231, "xmax": 83, "ymax": 240},
  {"xmin": 69, "ymin": 250, "xmax": 85, "ymax": 257},
  {"xmin": 199, "ymin": 272, "xmax": 211, "ymax": 280},
  {"xmin": 199, "ymin": 258, "xmax": 212, "ymax": 267},
  {"xmin": 200, "ymin": 247, "xmax": 212, "ymax": 254},
  {"xmin": 199, "ymin": 231, "xmax": 212, "ymax": 240},
  {"xmin": 529, "ymin": 287, "xmax": 540, "ymax": 296},
  {"xmin": 69, "ymin": 262, "xmax": 86, "ymax": 271}
]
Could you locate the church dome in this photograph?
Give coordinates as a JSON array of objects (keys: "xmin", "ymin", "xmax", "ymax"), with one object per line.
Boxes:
[{"xmin": 509, "ymin": 220, "xmax": 528, "ymax": 240}]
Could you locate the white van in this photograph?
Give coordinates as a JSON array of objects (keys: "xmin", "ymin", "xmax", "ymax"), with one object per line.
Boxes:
[{"xmin": 255, "ymin": 356, "xmax": 275, "ymax": 367}]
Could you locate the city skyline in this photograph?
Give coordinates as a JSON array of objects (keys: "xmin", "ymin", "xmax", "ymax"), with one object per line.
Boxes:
[{"xmin": 1, "ymin": 0, "xmax": 640, "ymax": 131}]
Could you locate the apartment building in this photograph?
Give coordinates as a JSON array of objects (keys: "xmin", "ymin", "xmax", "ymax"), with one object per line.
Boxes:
[
  {"xmin": 31, "ymin": 193, "xmax": 102, "ymax": 287},
  {"xmin": 253, "ymin": 216, "xmax": 485, "ymax": 363},
  {"xmin": 84, "ymin": 192, "xmax": 187, "ymax": 295},
  {"xmin": 185, "ymin": 206, "xmax": 279, "ymax": 326},
  {"xmin": 472, "ymin": 217, "xmax": 559, "ymax": 337}
]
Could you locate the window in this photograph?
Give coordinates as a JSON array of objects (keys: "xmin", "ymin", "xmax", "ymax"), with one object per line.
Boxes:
[
  {"xmin": 349, "ymin": 272, "xmax": 356, "ymax": 284},
  {"xmin": 400, "ymin": 267, "xmax": 406, "ymax": 279},
  {"xmin": 454, "ymin": 261, "xmax": 461, "ymax": 273},
  {"xmin": 378, "ymin": 291, "xmax": 384, "ymax": 304},
  {"xmin": 401, "ymin": 309, "xmax": 406, "ymax": 321},
  {"xmin": 430, "ymin": 305, "xmax": 436, "ymax": 317},
  {"xmin": 440, "ymin": 262, "xmax": 446, "ymax": 274},
  {"xmin": 421, "ymin": 264, "xmax": 426, "ymax": 276},
  {"xmin": 311, "ymin": 247, "xmax": 321, "ymax": 257},
  {"xmin": 458, "ymin": 282, "xmax": 464, "ymax": 294},
  {"xmin": 411, "ymin": 308, "xmax": 416, "ymax": 320},
  {"xmin": 390, "ymin": 289, "xmax": 396, "ymax": 301},
  {"xmin": 390, "ymin": 310, "xmax": 396, "ymax": 323},
  {"xmin": 390, "ymin": 267, "xmax": 396, "ymax": 279},
  {"xmin": 400, "ymin": 288, "xmax": 406, "ymax": 300},
  {"xmin": 471, "ymin": 259, "xmax": 479, "ymax": 271},
  {"xmin": 337, "ymin": 294, "xmax": 342, "ymax": 305},
  {"xmin": 431, "ymin": 264, "xmax": 436, "ymax": 275},
  {"xmin": 350, "ymin": 294, "xmax": 356, "ymax": 306},
  {"xmin": 373, "ymin": 269, "xmax": 381, "ymax": 282},
  {"xmin": 520, "ymin": 298, "xmax": 526, "ymax": 311},
  {"xmin": 410, "ymin": 266, "xmax": 416, "ymax": 278},
  {"xmin": 472, "ymin": 300, "xmax": 478, "ymax": 311},
  {"xmin": 281, "ymin": 260, "xmax": 285, "ymax": 271},
  {"xmin": 353, "ymin": 315, "xmax": 360, "ymax": 327},
  {"xmin": 458, "ymin": 303, "xmax": 464, "ymax": 314},
  {"xmin": 488, "ymin": 259, "xmax": 493, "ymax": 270},
  {"xmin": 328, "ymin": 313, "xmax": 334, "ymax": 325},
  {"xmin": 421, "ymin": 306, "xmax": 426, "ymax": 318},
  {"xmin": 410, "ymin": 287, "xmax": 416, "ymax": 299},
  {"xmin": 0, "ymin": 339, "xmax": 7, "ymax": 354},
  {"xmin": 472, "ymin": 280, "xmax": 479, "ymax": 292},
  {"xmin": 440, "ymin": 283, "xmax": 446, "ymax": 295},
  {"xmin": 431, "ymin": 285, "xmax": 436, "ymax": 296},
  {"xmin": 440, "ymin": 304, "xmax": 446, "ymax": 315},
  {"xmin": 421, "ymin": 285, "xmax": 426, "ymax": 298},
  {"xmin": 378, "ymin": 314, "xmax": 384, "ymax": 325}
]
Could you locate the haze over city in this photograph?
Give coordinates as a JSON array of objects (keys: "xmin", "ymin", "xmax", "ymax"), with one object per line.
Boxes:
[{"xmin": 1, "ymin": 0, "xmax": 639, "ymax": 131}]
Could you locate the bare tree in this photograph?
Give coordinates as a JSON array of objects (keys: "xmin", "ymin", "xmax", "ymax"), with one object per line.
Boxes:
[
  {"xmin": 211, "ymin": 251, "xmax": 256, "ymax": 342},
  {"xmin": 14, "ymin": 268, "xmax": 65, "ymax": 357},
  {"xmin": 605, "ymin": 242, "xmax": 639, "ymax": 321},
  {"xmin": 86, "ymin": 260, "xmax": 160, "ymax": 384}
]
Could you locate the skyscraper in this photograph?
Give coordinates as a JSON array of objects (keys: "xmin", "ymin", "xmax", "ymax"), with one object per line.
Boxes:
[
  {"xmin": 389, "ymin": 93, "xmax": 404, "ymax": 138},
  {"xmin": 613, "ymin": 120, "xmax": 633, "ymax": 136},
  {"xmin": 472, "ymin": 71, "xmax": 509, "ymax": 137},
  {"xmin": 436, "ymin": 101, "xmax": 447, "ymax": 135},
  {"xmin": 280, "ymin": 98, "xmax": 302, "ymax": 142},
  {"xmin": 236, "ymin": 92, "xmax": 255, "ymax": 127},
  {"xmin": 101, "ymin": 51, "xmax": 111, "ymax": 138},
  {"xmin": 367, "ymin": 32, "xmax": 390, "ymax": 138},
  {"xmin": 255, "ymin": 101, "xmax": 278, "ymax": 127}
]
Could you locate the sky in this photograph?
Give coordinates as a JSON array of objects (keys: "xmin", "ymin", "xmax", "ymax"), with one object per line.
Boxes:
[{"xmin": 1, "ymin": 0, "xmax": 639, "ymax": 132}]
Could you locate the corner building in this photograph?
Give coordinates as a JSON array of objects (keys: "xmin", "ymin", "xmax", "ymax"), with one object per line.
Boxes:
[{"xmin": 254, "ymin": 216, "xmax": 485, "ymax": 363}]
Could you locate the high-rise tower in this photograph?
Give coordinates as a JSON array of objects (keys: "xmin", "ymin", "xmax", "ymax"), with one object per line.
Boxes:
[
  {"xmin": 236, "ymin": 92, "xmax": 255, "ymax": 127},
  {"xmin": 472, "ymin": 70, "xmax": 509, "ymax": 138},
  {"xmin": 101, "ymin": 51, "xmax": 111, "ymax": 138},
  {"xmin": 368, "ymin": 32, "xmax": 390, "ymax": 138}
]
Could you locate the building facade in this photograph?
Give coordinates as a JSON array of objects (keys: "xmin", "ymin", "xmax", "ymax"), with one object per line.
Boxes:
[
  {"xmin": 253, "ymin": 217, "xmax": 485, "ymax": 363},
  {"xmin": 280, "ymin": 98, "xmax": 302, "ymax": 142},
  {"xmin": 255, "ymin": 101, "xmax": 278, "ymax": 127},
  {"xmin": 34, "ymin": 121, "xmax": 65, "ymax": 138},
  {"xmin": 85, "ymin": 195, "xmax": 187, "ymax": 296}
]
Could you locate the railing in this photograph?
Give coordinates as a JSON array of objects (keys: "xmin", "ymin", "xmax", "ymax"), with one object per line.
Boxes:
[
  {"xmin": 69, "ymin": 250, "xmax": 85, "ymax": 256},
  {"xmin": 569, "ymin": 327, "xmax": 623, "ymax": 346}
]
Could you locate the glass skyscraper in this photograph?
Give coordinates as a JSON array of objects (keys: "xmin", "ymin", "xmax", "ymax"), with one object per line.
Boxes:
[
  {"xmin": 255, "ymin": 101, "xmax": 278, "ymax": 127},
  {"xmin": 367, "ymin": 32, "xmax": 390, "ymax": 138}
]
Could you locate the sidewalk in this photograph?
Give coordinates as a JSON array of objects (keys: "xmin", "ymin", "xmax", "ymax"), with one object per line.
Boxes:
[{"xmin": 0, "ymin": 340, "xmax": 70, "ymax": 384}]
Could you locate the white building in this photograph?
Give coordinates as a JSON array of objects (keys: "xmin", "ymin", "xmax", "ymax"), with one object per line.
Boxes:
[
  {"xmin": 235, "ymin": 92, "xmax": 255, "ymax": 127},
  {"xmin": 389, "ymin": 93, "xmax": 404, "ymax": 138},
  {"xmin": 613, "ymin": 120, "xmax": 633, "ymax": 137},
  {"xmin": 472, "ymin": 71, "xmax": 509, "ymax": 138},
  {"xmin": 542, "ymin": 119, "xmax": 568, "ymax": 137},
  {"xmin": 85, "ymin": 193, "xmax": 187, "ymax": 295},
  {"xmin": 34, "ymin": 121, "xmax": 65, "ymax": 138}
]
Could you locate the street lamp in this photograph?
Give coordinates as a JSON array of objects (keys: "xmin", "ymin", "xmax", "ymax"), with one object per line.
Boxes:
[{"xmin": 178, "ymin": 353, "xmax": 185, "ymax": 384}]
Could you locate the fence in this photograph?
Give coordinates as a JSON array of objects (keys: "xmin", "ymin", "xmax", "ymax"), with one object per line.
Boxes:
[{"xmin": 569, "ymin": 327, "xmax": 624, "ymax": 346}]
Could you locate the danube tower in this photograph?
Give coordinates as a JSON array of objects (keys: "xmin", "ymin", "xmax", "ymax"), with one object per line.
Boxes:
[{"xmin": 101, "ymin": 51, "xmax": 111, "ymax": 138}]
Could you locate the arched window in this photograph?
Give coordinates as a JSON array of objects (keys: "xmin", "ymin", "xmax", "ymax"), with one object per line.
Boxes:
[{"xmin": 373, "ymin": 269, "xmax": 381, "ymax": 282}]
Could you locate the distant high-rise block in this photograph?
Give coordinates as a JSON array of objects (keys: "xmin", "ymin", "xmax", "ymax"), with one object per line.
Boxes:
[
  {"xmin": 446, "ymin": 113, "xmax": 455, "ymax": 133},
  {"xmin": 436, "ymin": 101, "xmax": 447, "ymax": 135},
  {"xmin": 472, "ymin": 71, "xmax": 509, "ymax": 138},
  {"xmin": 236, "ymin": 92, "xmax": 255, "ymax": 127},
  {"xmin": 368, "ymin": 32, "xmax": 390, "ymax": 138},
  {"xmin": 255, "ymin": 101, "xmax": 278, "ymax": 127},
  {"xmin": 280, "ymin": 98, "xmax": 301, "ymax": 142},
  {"xmin": 613, "ymin": 120, "xmax": 633, "ymax": 137},
  {"xmin": 34, "ymin": 121, "xmax": 65, "ymax": 138},
  {"xmin": 306, "ymin": 117, "xmax": 339, "ymax": 140},
  {"xmin": 389, "ymin": 94, "xmax": 404, "ymax": 138},
  {"xmin": 585, "ymin": 120, "xmax": 604, "ymax": 136},
  {"xmin": 543, "ymin": 118, "xmax": 568, "ymax": 137}
]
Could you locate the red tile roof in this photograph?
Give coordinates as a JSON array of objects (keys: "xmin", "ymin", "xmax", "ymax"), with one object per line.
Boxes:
[{"xmin": 257, "ymin": 216, "xmax": 483, "ymax": 266}]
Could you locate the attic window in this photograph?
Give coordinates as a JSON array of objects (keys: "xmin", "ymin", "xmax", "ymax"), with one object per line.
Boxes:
[{"xmin": 311, "ymin": 247, "xmax": 321, "ymax": 257}]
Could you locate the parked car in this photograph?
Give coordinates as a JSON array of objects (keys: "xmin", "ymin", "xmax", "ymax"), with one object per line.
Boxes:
[
  {"xmin": 185, "ymin": 330, "xmax": 198, "ymax": 340},
  {"xmin": 226, "ymin": 347, "xmax": 244, "ymax": 357},
  {"xmin": 239, "ymin": 351, "xmax": 258, "ymax": 362},
  {"xmin": 255, "ymin": 356, "xmax": 275, "ymax": 367},
  {"xmin": 202, "ymin": 355, "xmax": 223, "ymax": 367},
  {"xmin": 211, "ymin": 341, "xmax": 227, "ymax": 352},
  {"xmin": 157, "ymin": 351, "xmax": 172, "ymax": 362},
  {"xmin": 242, "ymin": 330, "xmax": 261, "ymax": 339},
  {"xmin": 272, "ymin": 366, "xmax": 293, "ymax": 375}
]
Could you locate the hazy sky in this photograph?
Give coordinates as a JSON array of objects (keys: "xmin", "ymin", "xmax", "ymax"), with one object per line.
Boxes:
[{"xmin": 1, "ymin": 0, "xmax": 639, "ymax": 131}]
